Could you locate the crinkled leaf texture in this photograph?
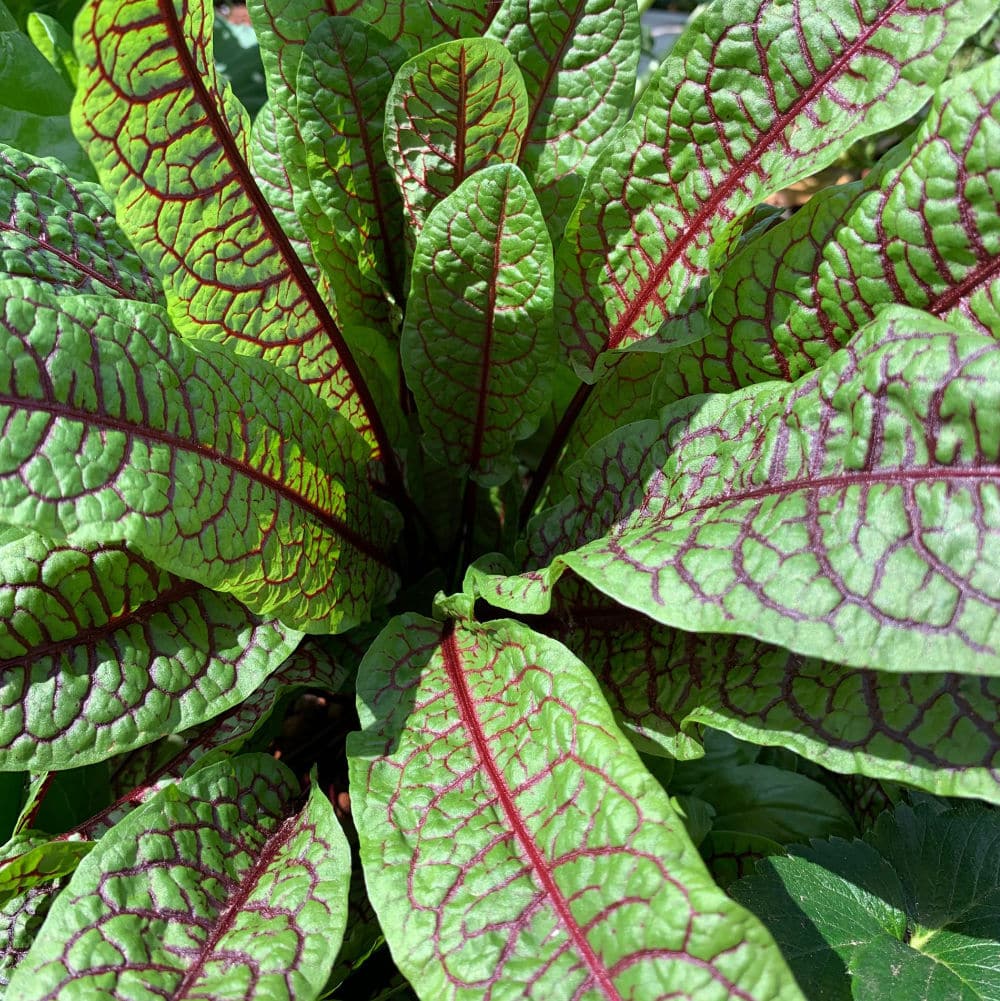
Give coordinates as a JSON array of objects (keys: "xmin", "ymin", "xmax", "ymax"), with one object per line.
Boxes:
[
  {"xmin": 72, "ymin": 0, "xmax": 384, "ymax": 447},
  {"xmin": 473, "ymin": 309, "xmax": 1000, "ymax": 675},
  {"xmin": 401, "ymin": 163, "xmax": 555, "ymax": 486},
  {"xmin": 0, "ymin": 284, "xmax": 399, "ymax": 632},
  {"xmin": 349, "ymin": 614, "xmax": 804, "ymax": 1001},
  {"xmin": 732, "ymin": 802, "xmax": 1000, "ymax": 1001},
  {"xmin": 545, "ymin": 583, "xmax": 1000, "ymax": 804},
  {"xmin": 657, "ymin": 55, "xmax": 1000, "ymax": 407},
  {"xmin": 0, "ymin": 143, "xmax": 161, "ymax": 301},
  {"xmin": 0, "ymin": 527, "xmax": 299, "ymax": 772},
  {"xmin": 7, "ymin": 754, "xmax": 350, "ymax": 1001},
  {"xmin": 385, "ymin": 37, "xmax": 528, "ymax": 237},
  {"xmin": 556, "ymin": 0, "xmax": 996, "ymax": 374}
]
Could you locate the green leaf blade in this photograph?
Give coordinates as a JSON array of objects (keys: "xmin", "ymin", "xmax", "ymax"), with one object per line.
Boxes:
[
  {"xmin": 298, "ymin": 17, "xmax": 408, "ymax": 321},
  {"xmin": 72, "ymin": 0, "xmax": 380, "ymax": 444},
  {"xmin": 349, "ymin": 614, "xmax": 805, "ymax": 1001},
  {"xmin": 7, "ymin": 755, "xmax": 351, "ymax": 1001},
  {"xmin": 402, "ymin": 164, "xmax": 554, "ymax": 486},
  {"xmin": 385, "ymin": 38, "xmax": 529, "ymax": 238},
  {"xmin": 539, "ymin": 579, "xmax": 1000, "ymax": 801},
  {"xmin": 487, "ymin": 0, "xmax": 641, "ymax": 239},
  {"xmin": 671, "ymin": 57, "xmax": 1000, "ymax": 411},
  {"xmin": 0, "ymin": 289, "xmax": 399, "ymax": 632},
  {"xmin": 556, "ymin": 0, "xmax": 996, "ymax": 373},
  {"xmin": 0, "ymin": 527, "xmax": 300, "ymax": 772},
  {"xmin": 480, "ymin": 309, "xmax": 1000, "ymax": 674},
  {"xmin": 0, "ymin": 143, "xmax": 162, "ymax": 301},
  {"xmin": 732, "ymin": 804, "xmax": 1000, "ymax": 1001}
]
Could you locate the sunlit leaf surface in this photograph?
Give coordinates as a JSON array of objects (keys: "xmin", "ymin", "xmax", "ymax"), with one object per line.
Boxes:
[
  {"xmin": 349, "ymin": 614, "xmax": 804, "ymax": 1001},
  {"xmin": 8, "ymin": 755, "xmax": 350, "ymax": 1001}
]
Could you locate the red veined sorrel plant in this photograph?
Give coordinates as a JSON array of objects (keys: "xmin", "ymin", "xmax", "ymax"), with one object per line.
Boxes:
[{"xmin": 0, "ymin": 0, "xmax": 998, "ymax": 998}]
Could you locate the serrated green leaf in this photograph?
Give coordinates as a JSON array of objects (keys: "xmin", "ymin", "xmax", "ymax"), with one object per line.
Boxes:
[
  {"xmin": 0, "ymin": 527, "xmax": 299, "ymax": 771},
  {"xmin": 0, "ymin": 286, "xmax": 399, "ymax": 632},
  {"xmin": 732, "ymin": 803, "xmax": 1000, "ymax": 1001},
  {"xmin": 385, "ymin": 38, "xmax": 529, "ymax": 239},
  {"xmin": 475, "ymin": 309, "xmax": 1000, "ymax": 675},
  {"xmin": 402, "ymin": 164, "xmax": 554, "ymax": 486},
  {"xmin": 486, "ymin": 0, "xmax": 641, "ymax": 240},
  {"xmin": 556, "ymin": 0, "xmax": 996, "ymax": 374},
  {"xmin": 349, "ymin": 614, "xmax": 805, "ymax": 1001},
  {"xmin": 0, "ymin": 142, "xmax": 161, "ymax": 301},
  {"xmin": 298, "ymin": 17, "xmax": 408, "ymax": 323},
  {"xmin": 72, "ymin": 0, "xmax": 386, "ymax": 448},
  {"xmin": 7, "ymin": 754, "xmax": 351, "ymax": 1001}
]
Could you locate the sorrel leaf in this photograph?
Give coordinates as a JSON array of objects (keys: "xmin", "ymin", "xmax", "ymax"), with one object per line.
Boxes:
[
  {"xmin": 349, "ymin": 614, "xmax": 804, "ymax": 1001},
  {"xmin": 554, "ymin": 598, "xmax": 1000, "ymax": 804},
  {"xmin": 337, "ymin": 0, "xmax": 499, "ymax": 55},
  {"xmin": 657, "ymin": 57, "xmax": 1000, "ymax": 408},
  {"xmin": 401, "ymin": 164, "xmax": 554, "ymax": 486},
  {"xmin": 732, "ymin": 803, "xmax": 1000, "ymax": 1001},
  {"xmin": 485, "ymin": 0, "xmax": 640, "ymax": 238},
  {"xmin": 75, "ymin": 639, "xmax": 346, "ymax": 840},
  {"xmin": 0, "ymin": 835, "xmax": 91, "ymax": 907},
  {"xmin": 0, "ymin": 286, "xmax": 399, "ymax": 630},
  {"xmin": 0, "ymin": 144, "xmax": 161, "ymax": 301},
  {"xmin": 555, "ymin": 0, "xmax": 996, "ymax": 373},
  {"xmin": 0, "ymin": 527, "xmax": 298, "ymax": 772},
  {"xmin": 72, "ymin": 0, "xmax": 383, "ymax": 446},
  {"xmin": 7, "ymin": 754, "xmax": 350, "ymax": 1001},
  {"xmin": 298, "ymin": 17, "xmax": 408, "ymax": 322},
  {"xmin": 385, "ymin": 38, "xmax": 528, "ymax": 237},
  {"xmin": 474, "ymin": 310, "xmax": 1000, "ymax": 674},
  {"xmin": 250, "ymin": 101, "xmax": 339, "ymax": 310}
]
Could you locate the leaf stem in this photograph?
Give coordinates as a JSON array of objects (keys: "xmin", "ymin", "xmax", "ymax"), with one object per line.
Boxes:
[{"xmin": 519, "ymin": 381, "xmax": 593, "ymax": 526}]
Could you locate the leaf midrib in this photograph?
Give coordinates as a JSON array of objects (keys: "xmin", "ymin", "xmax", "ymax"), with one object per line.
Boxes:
[
  {"xmin": 605, "ymin": 0, "xmax": 908, "ymax": 352},
  {"xmin": 154, "ymin": 0, "xmax": 396, "ymax": 472},
  {"xmin": 440, "ymin": 622, "xmax": 625, "ymax": 1001},
  {"xmin": 0, "ymin": 574, "xmax": 202, "ymax": 669},
  {"xmin": 0, "ymin": 393, "xmax": 391, "ymax": 568},
  {"xmin": 168, "ymin": 810, "xmax": 302, "ymax": 1001}
]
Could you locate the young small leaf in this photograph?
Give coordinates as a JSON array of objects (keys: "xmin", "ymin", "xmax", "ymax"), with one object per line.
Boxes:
[
  {"xmin": 7, "ymin": 754, "xmax": 351, "ymax": 1001},
  {"xmin": 298, "ymin": 17, "xmax": 408, "ymax": 321},
  {"xmin": 401, "ymin": 164, "xmax": 554, "ymax": 486},
  {"xmin": 385, "ymin": 38, "xmax": 528, "ymax": 237},
  {"xmin": 486, "ymin": 0, "xmax": 641, "ymax": 239}
]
